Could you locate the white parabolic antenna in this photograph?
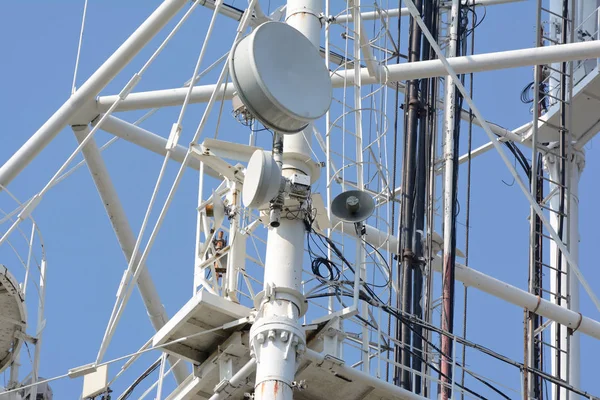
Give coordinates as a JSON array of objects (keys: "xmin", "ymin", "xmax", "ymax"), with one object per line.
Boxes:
[
  {"xmin": 243, "ymin": 150, "xmax": 282, "ymax": 209},
  {"xmin": 0, "ymin": 265, "xmax": 26, "ymax": 373},
  {"xmin": 229, "ymin": 21, "xmax": 333, "ymax": 133}
]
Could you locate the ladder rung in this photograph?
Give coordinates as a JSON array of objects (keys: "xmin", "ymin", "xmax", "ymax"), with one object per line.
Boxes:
[
  {"xmin": 535, "ymin": 260, "xmax": 568, "ymax": 274},
  {"xmin": 540, "ymin": 175, "xmax": 567, "ymax": 188},
  {"xmin": 536, "ymin": 231, "xmax": 557, "ymax": 241},
  {"xmin": 542, "ymin": 36, "xmax": 562, "ymax": 45},
  {"xmin": 539, "ymin": 150, "xmax": 568, "ymax": 161},
  {"xmin": 540, "ymin": 7, "xmax": 572, "ymax": 22},
  {"xmin": 538, "ymin": 203, "xmax": 568, "ymax": 217},
  {"xmin": 543, "ymin": 64, "xmax": 571, "ymax": 77},
  {"xmin": 537, "ymin": 287, "xmax": 568, "ymax": 300},
  {"xmin": 541, "ymin": 91, "xmax": 570, "ymax": 105},
  {"xmin": 535, "ymin": 339, "xmax": 569, "ymax": 353},
  {"xmin": 538, "ymin": 120, "xmax": 566, "ymax": 132}
]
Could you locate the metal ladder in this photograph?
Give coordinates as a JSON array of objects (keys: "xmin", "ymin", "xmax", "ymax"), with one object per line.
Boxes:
[{"xmin": 525, "ymin": 1, "xmax": 575, "ymax": 399}]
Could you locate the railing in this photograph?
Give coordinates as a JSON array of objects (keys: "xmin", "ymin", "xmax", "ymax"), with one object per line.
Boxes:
[
  {"xmin": 572, "ymin": 5, "xmax": 600, "ymax": 86},
  {"xmin": 0, "ymin": 186, "xmax": 48, "ymax": 397}
]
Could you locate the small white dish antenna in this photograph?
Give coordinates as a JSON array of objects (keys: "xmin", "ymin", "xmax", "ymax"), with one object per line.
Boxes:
[
  {"xmin": 428, "ymin": 231, "xmax": 466, "ymax": 258},
  {"xmin": 331, "ymin": 190, "xmax": 375, "ymax": 223},
  {"xmin": 212, "ymin": 190, "xmax": 226, "ymax": 231},
  {"xmin": 243, "ymin": 150, "xmax": 282, "ymax": 209},
  {"xmin": 229, "ymin": 21, "xmax": 332, "ymax": 133}
]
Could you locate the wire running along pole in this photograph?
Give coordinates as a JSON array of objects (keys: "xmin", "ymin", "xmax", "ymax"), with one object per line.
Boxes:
[{"xmin": 402, "ymin": 0, "xmax": 600, "ymax": 312}]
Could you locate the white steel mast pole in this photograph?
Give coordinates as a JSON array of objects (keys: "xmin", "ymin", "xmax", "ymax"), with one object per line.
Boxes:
[
  {"xmin": 544, "ymin": 150, "xmax": 584, "ymax": 399},
  {"xmin": 0, "ymin": 0, "xmax": 188, "ymax": 189},
  {"xmin": 249, "ymin": 1, "xmax": 322, "ymax": 399},
  {"xmin": 440, "ymin": 0, "xmax": 460, "ymax": 398}
]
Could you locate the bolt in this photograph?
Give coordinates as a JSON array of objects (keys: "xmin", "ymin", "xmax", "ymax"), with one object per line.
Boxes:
[
  {"xmin": 346, "ymin": 196, "xmax": 360, "ymax": 214},
  {"xmin": 256, "ymin": 333, "xmax": 265, "ymax": 344},
  {"xmin": 268, "ymin": 330, "xmax": 276, "ymax": 341},
  {"xmin": 280, "ymin": 331, "xmax": 289, "ymax": 342}
]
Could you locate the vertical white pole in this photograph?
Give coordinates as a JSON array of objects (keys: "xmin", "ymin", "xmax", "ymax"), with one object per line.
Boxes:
[
  {"xmin": 351, "ymin": 0, "xmax": 370, "ymax": 374},
  {"xmin": 194, "ymin": 161, "xmax": 206, "ymax": 293},
  {"xmin": 251, "ymin": 219, "xmax": 307, "ymax": 400},
  {"xmin": 441, "ymin": 1, "xmax": 460, "ymax": 398},
  {"xmin": 250, "ymin": 1, "xmax": 322, "ymax": 399},
  {"xmin": 155, "ymin": 354, "xmax": 168, "ymax": 400},
  {"xmin": 27, "ymin": 257, "xmax": 46, "ymax": 400},
  {"xmin": 22, "ymin": 224, "xmax": 36, "ymax": 297},
  {"xmin": 226, "ymin": 183, "xmax": 244, "ymax": 303},
  {"xmin": 545, "ymin": 150, "xmax": 584, "ymax": 399}
]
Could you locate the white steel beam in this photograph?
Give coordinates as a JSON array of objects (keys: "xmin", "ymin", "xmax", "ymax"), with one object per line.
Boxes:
[
  {"xmin": 97, "ymin": 84, "xmax": 235, "ymax": 113},
  {"xmin": 455, "ymin": 121, "xmax": 534, "ymax": 166},
  {"xmin": 95, "ymin": 115, "xmax": 220, "ymax": 178},
  {"xmin": 96, "ymin": 40, "xmax": 600, "ymax": 114},
  {"xmin": 332, "ymin": 0, "xmax": 524, "ymax": 24},
  {"xmin": 72, "ymin": 125, "xmax": 189, "ymax": 384},
  {"xmin": 339, "ymin": 40, "xmax": 600, "ymax": 85},
  {"xmin": 332, "ymin": 7, "xmax": 405, "ymax": 24},
  {"xmin": 333, "ymin": 222, "xmax": 600, "ymax": 342},
  {"xmin": 431, "ymin": 257, "xmax": 600, "ymax": 341},
  {"xmin": 0, "ymin": 0, "xmax": 188, "ymax": 189},
  {"xmin": 208, "ymin": 358, "xmax": 257, "ymax": 400}
]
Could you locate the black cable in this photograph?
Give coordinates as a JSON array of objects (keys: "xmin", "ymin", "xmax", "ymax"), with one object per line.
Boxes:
[
  {"xmin": 311, "ymin": 257, "xmax": 340, "ymax": 281},
  {"xmin": 117, "ymin": 358, "xmax": 161, "ymax": 400},
  {"xmin": 359, "ymin": 237, "xmax": 392, "ymax": 289},
  {"xmin": 504, "ymin": 141, "xmax": 531, "ymax": 179},
  {"xmin": 303, "ymin": 203, "xmax": 511, "ymax": 399},
  {"xmin": 461, "ymin": 5, "xmax": 477, "ymax": 397},
  {"xmin": 521, "ymin": 81, "xmax": 535, "ymax": 103},
  {"xmin": 381, "ymin": 305, "xmax": 514, "ymax": 400},
  {"xmin": 309, "ymin": 289, "xmax": 508, "ymax": 400},
  {"xmin": 304, "ymin": 204, "xmax": 515, "ymax": 399}
]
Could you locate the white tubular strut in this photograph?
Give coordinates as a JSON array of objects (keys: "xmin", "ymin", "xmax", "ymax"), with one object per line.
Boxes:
[{"xmin": 0, "ymin": 0, "xmax": 188, "ymax": 189}]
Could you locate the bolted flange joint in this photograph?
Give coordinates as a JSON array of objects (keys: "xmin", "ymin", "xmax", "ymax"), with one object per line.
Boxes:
[
  {"xmin": 250, "ymin": 316, "xmax": 306, "ymax": 358},
  {"xmin": 249, "ymin": 316, "xmax": 306, "ymax": 385}
]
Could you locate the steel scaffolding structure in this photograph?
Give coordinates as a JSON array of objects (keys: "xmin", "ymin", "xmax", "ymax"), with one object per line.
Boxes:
[{"xmin": 1, "ymin": 1, "xmax": 600, "ymax": 399}]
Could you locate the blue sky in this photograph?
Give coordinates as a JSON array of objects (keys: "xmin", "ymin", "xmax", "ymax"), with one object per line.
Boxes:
[{"xmin": 1, "ymin": 0, "xmax": 599, "ymax": 398}]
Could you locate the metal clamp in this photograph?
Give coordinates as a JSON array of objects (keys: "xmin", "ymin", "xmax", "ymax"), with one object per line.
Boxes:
[
  {"xmin": 570, "ymin": 312, "xmax": 584, "ymax": 334},
  {"xmin": 531, "ymin": 295, "xmax": 543, "ymax": 314}
]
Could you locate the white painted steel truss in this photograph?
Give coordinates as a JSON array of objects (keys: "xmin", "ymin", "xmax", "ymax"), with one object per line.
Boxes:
[{"xmin": 1, "ymin": 0, "xmax": 600, "ymax": 399}]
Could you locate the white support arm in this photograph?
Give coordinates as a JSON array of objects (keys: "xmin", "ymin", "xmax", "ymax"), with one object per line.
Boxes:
[
  {"xmin": 0, "ymin": 0, "xmax": 188, "ymax": 189},
  {"xmin": 95, "ymin": 115, "xmax": 220, "ymax": 178},
  {"xmin": 72, "ymin": 126, "xmax": 189, "ymax": 384},
  {"xmin": 96, "ymin": 40, "xmax": 600, "ymax": 114},
  {"xmin": 332, "ymin": 0, "xmax": 524, "ymax": 24},
  {"xmin": 332, "ymin": 221, "xmax": 600, "ymax": 342}
]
